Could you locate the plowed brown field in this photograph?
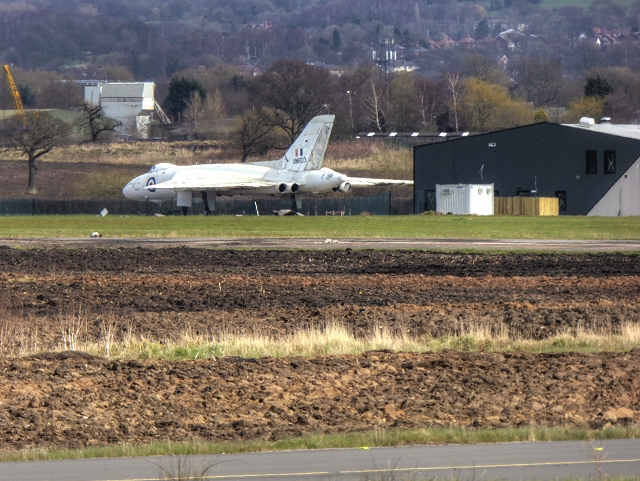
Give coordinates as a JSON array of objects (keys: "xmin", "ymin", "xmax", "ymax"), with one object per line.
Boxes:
[{"xmin": 0, "ymin": 248, "xmax": 638, "ymax": 450}]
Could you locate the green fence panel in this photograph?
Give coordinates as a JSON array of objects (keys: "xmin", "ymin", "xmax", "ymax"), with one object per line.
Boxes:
[{"xmin": 0, "ymin": 193, "xmax": 411, "ymax": 216}]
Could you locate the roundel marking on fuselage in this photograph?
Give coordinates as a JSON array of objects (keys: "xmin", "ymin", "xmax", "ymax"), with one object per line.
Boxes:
[{"xmin": 147, "ymin": 177, "xmax": 156, "ymax": 192}]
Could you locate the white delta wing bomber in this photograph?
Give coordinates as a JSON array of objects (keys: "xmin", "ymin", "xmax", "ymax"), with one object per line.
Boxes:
[{"xmin": 122, "ymin": 115, "xmax": 413, "ymax": 214}]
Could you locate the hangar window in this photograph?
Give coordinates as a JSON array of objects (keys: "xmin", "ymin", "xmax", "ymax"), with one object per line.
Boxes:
[
  {"xmin": 586, "ymin": 150, "xmax": 597, "ymax": 174},
  {"xmin": 556, "ymin": 191, "xmax": 567, "ymax": 212},
  {"xmin": 604, "ymin": 150, "xmax": 616, "ymax": 174}
]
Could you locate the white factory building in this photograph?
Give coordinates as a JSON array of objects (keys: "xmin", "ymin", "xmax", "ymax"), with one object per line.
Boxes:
[{"xmin": 84, "ymin": 82, "xmax": 169, "ymax": 139}]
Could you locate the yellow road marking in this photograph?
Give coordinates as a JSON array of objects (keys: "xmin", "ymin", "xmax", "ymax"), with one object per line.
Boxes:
[{"xmin": 102, "ymin": 457, "xmax": 640, "ymax": 481}]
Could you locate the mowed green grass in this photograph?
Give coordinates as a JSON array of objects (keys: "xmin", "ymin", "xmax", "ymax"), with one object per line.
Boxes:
[{"xmin": 0, "ymin": 215, "xmax": 638, "ymax": 240}]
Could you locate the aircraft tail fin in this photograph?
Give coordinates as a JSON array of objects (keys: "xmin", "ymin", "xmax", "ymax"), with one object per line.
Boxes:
[{"xmin": 280, "ymin": 115, "xmax": 334, "ymax": 171}]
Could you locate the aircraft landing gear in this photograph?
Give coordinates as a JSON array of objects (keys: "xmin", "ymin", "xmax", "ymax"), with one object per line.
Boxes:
[
  {"xmin": 182, "ymin": 206, "xmax": 189, "ymax": 216},
  {"xmin": 290, "ymin": 194, "xmax": 303, "ymax": 214},
  {"xmin": 202, "ymin": 191, "xmax": 212, "ymax": 216}
]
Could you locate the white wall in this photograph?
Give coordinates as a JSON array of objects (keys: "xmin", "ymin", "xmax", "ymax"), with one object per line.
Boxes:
[
  {"xmin": 83, "ymin": 82, "xmax": 156, "ymax": 137},
  {"xmin": 588, "ymin": 157, "xmax": 640, "ymax": 216},
  {"xmin": 436, "ymin": 184, "xmax": 494, "ymax": 215}
]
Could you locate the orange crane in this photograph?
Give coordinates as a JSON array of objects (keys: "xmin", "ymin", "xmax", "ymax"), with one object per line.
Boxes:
[{"xmin": 3, "ymin": 64, "xmax": 24, "ymax": 114}]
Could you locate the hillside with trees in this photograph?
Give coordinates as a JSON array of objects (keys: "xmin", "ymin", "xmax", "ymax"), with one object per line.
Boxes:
[{"xmin": 1, "ymin": 0, "xmax": 640, "ymax": 144}]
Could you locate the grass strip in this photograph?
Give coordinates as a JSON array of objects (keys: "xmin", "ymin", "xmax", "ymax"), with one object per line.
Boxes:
[
  {"xmin": 4, "ymin": 322, "xmax": 640, "ymax": 359},
  {"xmin": 1, "ymin": 425, "xmax": 638, "ymax": 463},
  {"xmin": 0, "ymin": 215, "xmax": 639, "ymax": 240},
  {"xmin": 37, "ymin": 322, "xmax": 640, "ymax": 361}
]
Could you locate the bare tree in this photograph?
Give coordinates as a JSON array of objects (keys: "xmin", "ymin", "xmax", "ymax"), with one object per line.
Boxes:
[
  {"xmin": 445, "ymin": 72, "xmax": 465, "ymax": 132},
  {"xmin": 184, "ymin": 89, "xmax": 228, "ymax": 138},
  {"xmin": 76, "ymin": 102, "xmax": 122, "ymax": 142},
  {"xmin": 338, "ymin": 64, "xmax": 375, "ymax": 133},
  {"xmin": 362, "ymin": 79, "xmax": 387, "ymax": 132},
  {"xmin": 184, "ymin": 92, "xmax": 206, "ymax": 138},
  {"xmin": 415, "ymin": 77, "xmax": 440, "ymax": 130},
  {"xmin": 463, "ymin": 53, "xmax": 510, "ymax": 86},
  {"xmin": 3, "ymin": 112, "xmax": 71, "ymax": 193},
  {"xmin": 254, "ymin": 59, "xmax": 333, "ymax": 140},
  {"xmin": 516, "ymin": 57, "xmax": 564, "ymax": 107},
  {"xmin": 234, "ymin": 109, "xmax": 280, "ymax": 162},
  {"xmin": 205, "ymin": 88, "xmax": 227, "ymax": 132}
]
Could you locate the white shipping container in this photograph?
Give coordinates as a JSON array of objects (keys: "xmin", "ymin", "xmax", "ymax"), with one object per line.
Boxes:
[{"xmin": 436, "ymin": 184, "xmax": 494, "ymax": 215}]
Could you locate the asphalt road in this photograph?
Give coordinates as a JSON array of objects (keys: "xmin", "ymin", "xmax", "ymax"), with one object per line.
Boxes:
[
  {"xmin": 2, "ymin": 439, "xmax": 639, "ymax": 481},
  {"xmin": 1, "ymin": 237, "xmax": 640, "ymax": 251}
]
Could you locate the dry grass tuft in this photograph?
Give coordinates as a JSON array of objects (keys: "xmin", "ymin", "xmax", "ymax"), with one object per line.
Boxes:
[{"xmin": 1, "ymin": 303, "xmax": 639, "ymax": 360}]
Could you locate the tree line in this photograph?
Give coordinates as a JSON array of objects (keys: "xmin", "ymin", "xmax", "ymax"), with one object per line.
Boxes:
[
  {"xmin": 163, "ymin": 56, "xmax": 632, "ymax": 141},
  {"xmin": 0, "ymin": 53, "xmax": 627, "ymax": 195},
  {"xmin": 2, "ymin": 0, "xmax": 640, "ymax": 79}
]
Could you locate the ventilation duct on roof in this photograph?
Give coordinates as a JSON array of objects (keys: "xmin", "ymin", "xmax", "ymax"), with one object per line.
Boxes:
[
  {"xmin": 600, "ymin": 117, "xmax": 612, "ymax": 124},
  {"xmin": 579, "ymin": 117, "xmax": 595, "ymax": 125}
]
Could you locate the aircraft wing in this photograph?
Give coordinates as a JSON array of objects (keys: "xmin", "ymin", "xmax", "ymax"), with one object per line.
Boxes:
[
  {"xmin": 346, "ymin": 177, "xmax": 414, "ymax": 187},
  {"xmin": 146, "ymin": 170, "xmax": 274, "ymax": 192}
]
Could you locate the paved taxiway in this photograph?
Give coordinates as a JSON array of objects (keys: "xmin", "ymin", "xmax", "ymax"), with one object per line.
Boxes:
[
  {"xmin": 1, "ymin": 237, "xmax": 640, "ymax": 251},
  {"xmin": 2, "ymin": 439, "xmax": 639, "ymax": 481}
]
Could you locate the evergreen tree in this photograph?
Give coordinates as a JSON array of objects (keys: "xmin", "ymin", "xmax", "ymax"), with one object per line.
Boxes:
[
  {"xmin": 230, "ymin": 75, "xmax": 246, "ymax": 91},
  {"xmin": 584, "ymin": 74, "xmax": 614, "ymax": 98},
  {"xmin": 163, "ymin": 77, "xmax": 207, "ymax": 121},
  {"xmin": 332, "ymin": 29, "xmax": 341, "ymax": 50},
  {"xmin": 475, "ymin": 19, "xmax": 490, "ymax": 38}
]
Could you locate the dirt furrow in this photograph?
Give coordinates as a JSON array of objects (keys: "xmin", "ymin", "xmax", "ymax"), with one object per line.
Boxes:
[{"xmin": 0, "ymin": 350, "xmax": 638, "ymax": 450}]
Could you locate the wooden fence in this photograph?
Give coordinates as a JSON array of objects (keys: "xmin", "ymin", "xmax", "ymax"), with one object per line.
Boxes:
[{"xmin": 494, "ymin": 197, "xmax": 559, "ymax": 216}]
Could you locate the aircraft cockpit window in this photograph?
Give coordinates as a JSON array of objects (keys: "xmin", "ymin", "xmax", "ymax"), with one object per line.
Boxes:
[{"xmin": 149, "ymin": 163, "xmax": 173, "ymax": 173}]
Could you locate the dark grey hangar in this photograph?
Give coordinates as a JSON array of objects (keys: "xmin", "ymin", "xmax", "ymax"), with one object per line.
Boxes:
[{"xmin": 414, "ymin": 119, "xmax": 640, "ymax": 216}]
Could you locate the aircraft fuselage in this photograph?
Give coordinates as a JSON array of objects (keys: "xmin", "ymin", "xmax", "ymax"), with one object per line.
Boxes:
[{"xmin": 122, "ymin": 163, "xmax": 349, "ymax": 203}]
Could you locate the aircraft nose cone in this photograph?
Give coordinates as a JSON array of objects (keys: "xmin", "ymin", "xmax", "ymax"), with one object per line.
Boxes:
[{"xmin": 122, "ymin": 182, "xmax": 134, "ymax": 199}]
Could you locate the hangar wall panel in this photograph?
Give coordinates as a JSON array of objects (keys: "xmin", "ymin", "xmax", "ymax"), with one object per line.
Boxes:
[{"xmin": 588, "ymin": 157, "xmax": 640, "ymax": 216}]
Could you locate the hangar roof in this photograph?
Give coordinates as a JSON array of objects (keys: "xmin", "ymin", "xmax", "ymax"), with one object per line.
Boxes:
[{"xmin": 565, "ymin": 123, "xmax": 640, "ymax": 141}]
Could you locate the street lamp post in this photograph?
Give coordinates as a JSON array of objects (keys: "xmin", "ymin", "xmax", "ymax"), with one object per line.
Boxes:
[{"xmin": 346, "ymin": 90, "xmax": 354, "ymax": 130}]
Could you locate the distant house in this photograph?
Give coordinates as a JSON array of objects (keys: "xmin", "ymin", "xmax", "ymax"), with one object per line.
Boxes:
[
  {"xmin": 497, "ymin": 55, "xmax": 509, "ymax": 67},
  {"xmin": 591, "ymin": 27, "xmax": 635, "ymax": 47},
  {"xmin": 496, "ymin": 28, "xmax": 524, "ymax": 50},
  {"xmin": 306, "ymin": 61, "xmax": 344, "ymax": 76},
  {"xmin": 237, "ymin": 64, "xmax": 263, "ymax": 76},
  {"xmin": 390, "ymin": 60, "xmax": 419, "ymax": 72},
  {"xmin": 458, "ymin": 35, "xmax": 477, "ymax": 47},
  {"xmin": 433, "ymin": 36, "xmax": 455, "ymax": 48},
  {"xmin": 247, "ymin": 21, "xmax": 273, "ymax": 30},
  {"xmin": 83, "ymin": 82, "xmax": 168, "ymax": 139},
  {"xmin": 406, "ymin": 46, "xmax": 430, "ymax": 57}
]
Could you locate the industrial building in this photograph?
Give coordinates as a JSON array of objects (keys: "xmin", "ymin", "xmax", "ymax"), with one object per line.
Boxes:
[
  {"xmin": 413, "ymin": 120, "xmax": 640, "ymax": 216},
  {"xmin": 83, "ymin": 82, "xmax": 169, "ymax": 138}
]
